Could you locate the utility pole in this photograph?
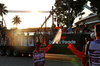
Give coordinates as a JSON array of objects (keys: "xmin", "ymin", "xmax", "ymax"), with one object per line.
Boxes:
[
  {"xmin": 52, "ymin": 6, "xmax": 54, "ymax": 27},
  {"xmin": 45, "ymin": 16, "xmax": 47, "ymax": 28}
]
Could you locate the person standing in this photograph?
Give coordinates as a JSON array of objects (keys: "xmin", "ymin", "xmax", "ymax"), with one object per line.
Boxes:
[
  {"xmin": 75, "ymin": 24, "xmax": 80, "ymax": 33},
  {"xmin": 36, "ymin": 29, "xmax": 40, "ymax": 35},
  {"xmin": 67, "ymin": 24, "xmax": 73, "ymax": 33},
  {"xmin": 83, "ymin": 23, "xmax": 100, "ymax": 66},
  {"xmin": 67, "ymin": 23, "xmax": 100, "ymax": 66},
  {"xmin": 54, "ymin": 24, "xmax": 61, "ymax": 34},
  {"xmin": 61, "ymin": 26, "xmax": 66, "ymax": 32},
  {"xmin": 33, "ymin": 42, "xmax": 52, "ymax": 66}
]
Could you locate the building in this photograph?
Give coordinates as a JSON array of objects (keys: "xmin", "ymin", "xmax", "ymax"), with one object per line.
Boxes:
[{"xmin": 75, "ymin": 14, "xmax": 100, "ymax": 31}]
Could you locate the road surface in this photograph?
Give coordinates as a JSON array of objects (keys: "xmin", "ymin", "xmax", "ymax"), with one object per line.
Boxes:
[{"xmin": 0, "ymin": 55, "xmax": 82, "ymax": 66}]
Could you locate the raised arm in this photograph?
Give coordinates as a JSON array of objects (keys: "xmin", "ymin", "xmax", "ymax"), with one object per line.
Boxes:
[
  {"xmin": 44, "ymin": 44, "xmax": 52, "ymax": 53},
  {"xmin": 67, "ymin": 43, "xmax": 83, "ymax": 60}
]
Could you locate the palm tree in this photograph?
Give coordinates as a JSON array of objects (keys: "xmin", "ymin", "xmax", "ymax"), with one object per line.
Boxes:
[
  {"xmin": 12, "ymin": 15, "xmax": 22, "ymax": 28},
  {"xmin": 0, "ymin": 3, "xmax": 8, "ymax": 27}
]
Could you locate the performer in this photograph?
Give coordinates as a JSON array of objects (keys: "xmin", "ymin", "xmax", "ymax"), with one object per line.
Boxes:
[
  {"xmin": 33, "ymin": 28, "xmax": 62, "ymax": 66},
  {"xmin": 67, "ymin": 32, "xmax": 96, "ymax": 60},
  {"xmin": 33, "ymin": 42, "xmax": 52, "ymax": 66}
]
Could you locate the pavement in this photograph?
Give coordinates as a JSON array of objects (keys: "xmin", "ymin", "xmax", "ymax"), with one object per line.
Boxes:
[{"xmin": 45, "ymin": 53, "xmax": 81, "ymax": 62}]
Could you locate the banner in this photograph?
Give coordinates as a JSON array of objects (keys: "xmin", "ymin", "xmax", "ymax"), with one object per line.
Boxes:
[{"xmin": 52, "ymin": 28, "xmax": 62, "ymax": 44}]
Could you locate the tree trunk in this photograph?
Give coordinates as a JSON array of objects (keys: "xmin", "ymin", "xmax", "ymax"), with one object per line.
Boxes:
[
  {"xmin": 2, "ymin": 16, "xmax": 3, "ymax": 27},
  {"xmin": 2, "ymin": 16, "xmax": 6, "ymax": 27}
]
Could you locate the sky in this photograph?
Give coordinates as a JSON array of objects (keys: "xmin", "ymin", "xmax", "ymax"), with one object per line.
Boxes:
[
  {"xmin": 0, "ymin": 0, "xmax": 92, "ymax": 29},
  {"xmin": 0, "ymin": 0, "xmax": 55, "ymax": 29}
]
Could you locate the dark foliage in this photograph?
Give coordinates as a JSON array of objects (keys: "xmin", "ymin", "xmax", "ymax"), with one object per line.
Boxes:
[
  {"xmin": 54, "ymin": 0, "xmax": 87, "ymax": 27},
  {"xmin": 88, "ymin": 0, "xmax": 100, "ymax": 15}
]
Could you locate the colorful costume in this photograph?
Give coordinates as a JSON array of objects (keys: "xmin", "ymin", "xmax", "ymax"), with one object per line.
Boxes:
[{"xmin": 33, "ymin": 44, "xmax": 51, "ymax": 66}]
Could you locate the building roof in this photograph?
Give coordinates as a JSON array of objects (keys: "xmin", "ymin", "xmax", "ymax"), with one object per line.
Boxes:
[
  {"xmin": 75, "ymin": 14, "xmax": 97, "ymax": 25},
  {"xmin": 85, "ymin": 20, "xmax": 100, "ymax": 25}
]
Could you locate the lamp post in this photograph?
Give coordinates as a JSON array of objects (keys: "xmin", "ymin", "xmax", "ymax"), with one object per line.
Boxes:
[{"xmin": 52, "ymin": 6, "xmax": 54, "ymax": 27}]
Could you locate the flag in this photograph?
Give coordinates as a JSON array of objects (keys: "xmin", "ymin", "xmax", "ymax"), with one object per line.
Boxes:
[
  {"xmin": 52, "ymin": 28, "xmax": 62, "ymax": 44},
  {"xmin": 67, "ymin": 43, "xmax": 83, "ymax": 60}
]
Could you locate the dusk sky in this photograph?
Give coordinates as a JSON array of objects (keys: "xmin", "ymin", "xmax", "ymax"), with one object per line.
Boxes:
[
  {"xmin": 0, "ymin": 0, "xmax": 92, "ymax": 29},
  {"xmin": 0, "ymin": 0, "xmax": 55, "ymax": 29}
]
